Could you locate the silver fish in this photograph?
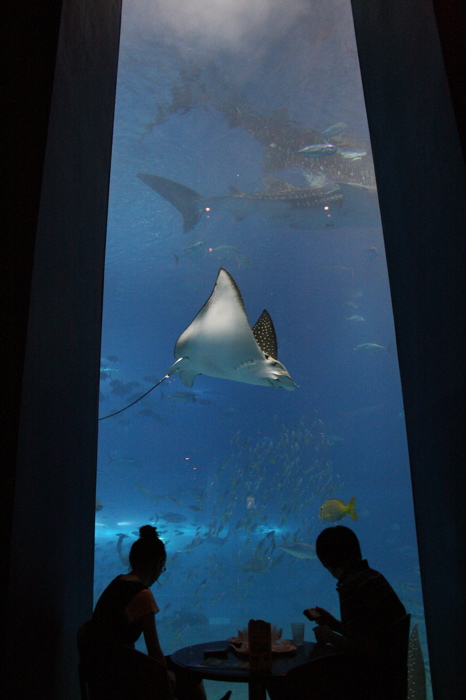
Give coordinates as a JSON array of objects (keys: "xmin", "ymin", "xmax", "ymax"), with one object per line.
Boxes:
[
  {"xmin": 173, "ymin": 240, "xmax": 206, "ymax": 264},
  {"xmin": 276, "ymin": 541, "xmax": 316, "ymax": 560},
  {"xmin": 298, "ymin": 143, "xmax": 338, "ymax": 157},
  {"xmin": 206, "ymin": 245, "xmax": 252, "ymax": 268},
  {"xmin": 346, "ymin": 315, "xmax": 366, "ymax": 322},
  {"xmin": 155, "ymin": 512, "xmax": 188, "ymax": 524},
  {"xmin": 354, "ymin": 343, "xmax": 387, "ymax": 352},
  {"xmin": 116, "ymin": 533, "xmax": 130, "ymax": 566},
  {"xmin": 338, "ymin": 149, "xmax": 367, "ymax": 160},
  {"xmin": 320, "ymin": 122, "xmax": 348, "ymax": 138}
]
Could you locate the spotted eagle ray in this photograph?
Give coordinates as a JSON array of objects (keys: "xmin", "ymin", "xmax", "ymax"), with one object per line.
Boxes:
[
  {"xmin": 99, "ymin": 268, "xmax": 296, "ymax": 420},
  {"xmin": 137, "ymin": 173, "xmax": 379, "ymax": 233}
]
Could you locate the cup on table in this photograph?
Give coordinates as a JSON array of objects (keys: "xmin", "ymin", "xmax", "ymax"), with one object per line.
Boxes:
[
  {"xmin": 291, "ymin": 621, "xmax": 305, "ymax": 646},
  {"xmin": 239, "ymin": 627, "xmax": 248, "ymax": 642}
]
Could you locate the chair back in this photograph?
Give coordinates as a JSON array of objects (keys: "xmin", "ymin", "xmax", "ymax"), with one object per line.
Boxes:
[
  {"xmin": 383, "ymin": 613, "xmax": 411, "ymax": 652},
  {"xmin": 379, "ymin": 614, "xmax": 411, "ymax": 666},
  {"xmin": 407, "ymin": 624, "xmax": 427, "ymax": 700},
  {"xmin": 370, "ymin": 613, "xmax": 411, "ymax": 700},
  {"xmin": 77, "ymin": 622, "xmax": 173, "ymax": 700}
]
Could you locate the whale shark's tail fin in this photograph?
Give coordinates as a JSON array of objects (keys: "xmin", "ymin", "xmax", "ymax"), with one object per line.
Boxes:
[{"xmin": 138, "ymin": 173, "xmax": 204, "ymax": 233}]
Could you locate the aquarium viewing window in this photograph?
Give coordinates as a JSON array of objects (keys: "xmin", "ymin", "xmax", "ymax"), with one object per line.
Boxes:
[{"xmin": 95, "ymin": 1, "xmax": 431, "ymax": 695}]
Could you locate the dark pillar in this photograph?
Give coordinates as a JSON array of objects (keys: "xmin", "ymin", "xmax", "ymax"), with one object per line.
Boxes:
[
  {"xmin": 431, "ymin": 0, "xmax": 466, "ymax": 161},
  {"xmin": 1, "ymin": 1, "xmax": 122, "ymax": 698},
  {"xmin": 352, "ymin": 1, "xmax": 466, "ymax": 698}
]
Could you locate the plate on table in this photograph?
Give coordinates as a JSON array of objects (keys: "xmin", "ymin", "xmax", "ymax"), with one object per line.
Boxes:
[
  {"xmin": 228, "ymin": 638, "xmax": 296, "ymax": 655},
  {"xmin": 272, "ymin": 640, "xmax": 296, "ymax": 654},
  {"xmin": 228, "ymin": 637, "xmax": 248, "ymax": 654}
]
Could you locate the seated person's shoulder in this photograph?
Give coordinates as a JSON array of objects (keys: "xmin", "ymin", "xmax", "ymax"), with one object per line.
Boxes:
[{"xmin": 125, "ymin": 589, "xmax": 159, "ymax": 623}]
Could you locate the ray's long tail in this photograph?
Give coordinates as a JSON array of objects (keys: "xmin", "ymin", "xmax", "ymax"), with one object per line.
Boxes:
[{"xmin": 99, "ymin": 374, "xmax": 169, "ymax": 420}]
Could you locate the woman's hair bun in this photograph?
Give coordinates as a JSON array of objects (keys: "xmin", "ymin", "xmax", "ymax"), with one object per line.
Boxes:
[
  {"xmin": 139, "ymin": 524, "xmax": 159, "ymax": 540},
  {"xmin": 129, "ymin": 524, "xmax": 166, "ymax": 570}
]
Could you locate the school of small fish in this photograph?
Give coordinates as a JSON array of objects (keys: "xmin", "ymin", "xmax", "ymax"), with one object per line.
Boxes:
[{"xmin": 95, "ymin": 415, "xmax": 348, "ymax": 647}]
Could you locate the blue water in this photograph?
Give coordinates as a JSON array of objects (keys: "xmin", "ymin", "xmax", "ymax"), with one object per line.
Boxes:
[{"xmin": 95, "ymin": 1, "xmax": 429, "ymax": 696}]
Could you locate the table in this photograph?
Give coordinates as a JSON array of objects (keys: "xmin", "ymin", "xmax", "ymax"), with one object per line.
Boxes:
[{"xmin": 170, "ymin": 639, "xmax": 316, "ymax": 700}]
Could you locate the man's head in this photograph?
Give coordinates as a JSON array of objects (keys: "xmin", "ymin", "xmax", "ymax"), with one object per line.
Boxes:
[{"xmin": 315, "ymin": 526, "xmax": 362, "ymax": 575}]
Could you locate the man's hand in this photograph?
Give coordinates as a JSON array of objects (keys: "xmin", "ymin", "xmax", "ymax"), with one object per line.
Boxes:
[{"xmin": 313, "ymin": 624, "xmax": 335, "ymax": 645}]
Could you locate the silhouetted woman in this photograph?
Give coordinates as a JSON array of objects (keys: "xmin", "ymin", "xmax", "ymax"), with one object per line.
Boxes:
[{"xmin": 88, "ymin": 525, "xmax": 209, "ymax": 700}]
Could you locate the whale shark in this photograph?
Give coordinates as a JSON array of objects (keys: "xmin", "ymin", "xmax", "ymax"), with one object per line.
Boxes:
[
  {"xmin": 137, "ymin": 173, "xmax": 379, "ymax": 233},
  {"xmin": 99, "ymin": 268, "xmax": 296, "ymax": 420}
]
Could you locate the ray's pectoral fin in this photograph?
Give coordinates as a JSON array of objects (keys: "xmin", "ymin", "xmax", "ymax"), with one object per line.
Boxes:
[
  {"xmin": 251, "ymin": 309, "xmax": 296, "ymax": 390},
  {"xmin": 166, "ymin": 357, "xmax": 199, "ymax": 388},
  {"xmin": 252, "ymin": 309, "xmax": 278, "ymax": 359}
]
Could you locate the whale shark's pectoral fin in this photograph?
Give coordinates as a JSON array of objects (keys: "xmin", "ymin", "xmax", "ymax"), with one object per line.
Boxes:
[
  {"xmin": 166, "ymin": 357, "xmax": 200, "ymax": 387},
  {"xmin": 252, "ymin": 309, "xmax": 278, "ymax": 359}
]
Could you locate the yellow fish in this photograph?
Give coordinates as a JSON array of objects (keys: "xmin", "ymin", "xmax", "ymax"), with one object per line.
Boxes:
[{"xmin": 319, "ymin": 496, "xmax": 358, "ymax": 522}]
